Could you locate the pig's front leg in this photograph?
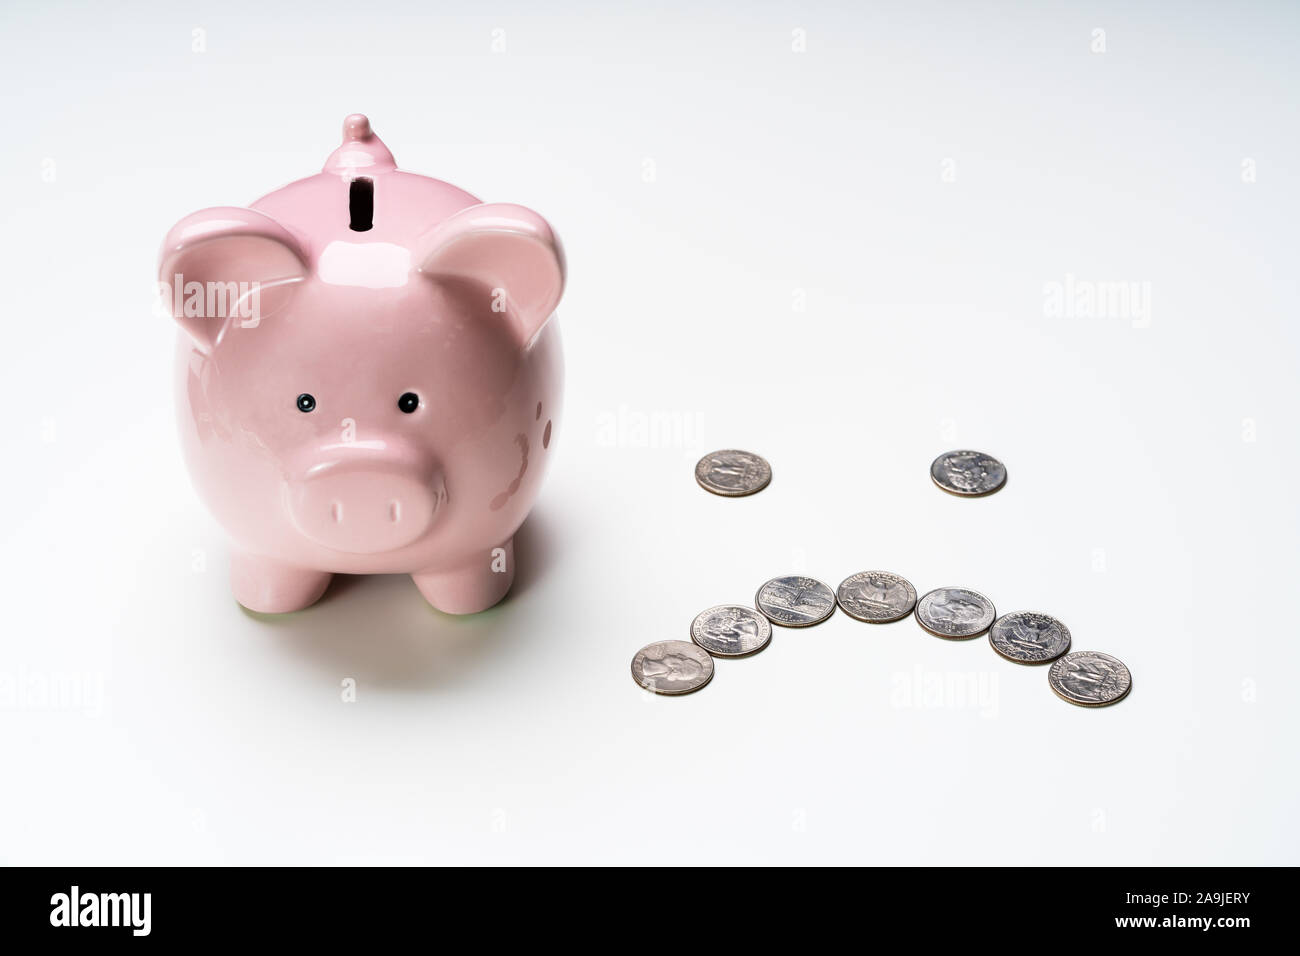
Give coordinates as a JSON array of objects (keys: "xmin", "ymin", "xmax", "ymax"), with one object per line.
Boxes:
[
  {"xmin": 231, "ymin": 552, "xmax": 333, "ymax": 614},
  {"xmin": 412, "ymin": 539, "xmax": 515, "ymax": 615}
]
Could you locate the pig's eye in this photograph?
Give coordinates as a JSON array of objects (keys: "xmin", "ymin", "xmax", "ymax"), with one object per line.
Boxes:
[
  {"xmin": 398, "ymin": 392, "xmax": 420, "ymax": 413},
  {"xmin": 296, "ymin": 393, "xmax": 316, "ymax": 413}
]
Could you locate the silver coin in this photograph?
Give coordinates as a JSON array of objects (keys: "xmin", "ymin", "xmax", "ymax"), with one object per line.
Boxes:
[
  {"xmin": 631, "ymin": 640, "xmax": 715, "ymax": 695},
  {"xmin": 1048, "ymin": 651, "xmax": 1132, "ymax": 707},
  {"xmin": 755, "ymin": 576, "xmax": 836, "ymax": 627},
  {"xmin": 989, "ymin": 611, "xmax": 1071, "ymax": 664},
  {"xmin": 836, "ymin": 571, "xmax": 917, "ymax": 623},
  {"xmin": 690, "ymin": 604, "xmax": 773, "ymax": 657},
  {"xmin": 915, "ymin": 587, "xmax": 996, "ymax": 639},
  {"xmin": 930, "ymin": 450, "xmax": 1007, "ymax": 497},
  {"xmin": 695, "ymin": 449, "xmax": 772, "ymax": 497}
]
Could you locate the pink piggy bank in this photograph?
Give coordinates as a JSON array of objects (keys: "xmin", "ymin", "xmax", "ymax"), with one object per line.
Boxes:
[{"xmin": 159, "ymin": 115, "xmax": 564, "ymax": 614}]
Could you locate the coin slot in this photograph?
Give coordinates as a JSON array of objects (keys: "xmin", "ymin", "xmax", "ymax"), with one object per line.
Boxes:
[{"xmin": 349, "ymin": 177, "xmax": 374, "ymax": 232}]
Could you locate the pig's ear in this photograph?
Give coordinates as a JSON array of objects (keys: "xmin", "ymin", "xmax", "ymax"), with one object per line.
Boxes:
[
  {"xmin": 158, "ymin": 207, "xmax": 309, "ymax": 352},
  {"xmin": 414, "ymin": 203, "xmax": 565, "ymax": 347}
]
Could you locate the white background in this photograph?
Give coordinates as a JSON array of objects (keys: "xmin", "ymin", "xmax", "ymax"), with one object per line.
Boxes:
[{"xmin": 1, "ymin": 0, "xmax": 1296, "ymax": 864}]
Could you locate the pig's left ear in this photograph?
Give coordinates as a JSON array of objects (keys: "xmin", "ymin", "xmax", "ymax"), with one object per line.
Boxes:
[{"xmin": 414, "ymin": 203, "xmax": 565, "ymax": 347}]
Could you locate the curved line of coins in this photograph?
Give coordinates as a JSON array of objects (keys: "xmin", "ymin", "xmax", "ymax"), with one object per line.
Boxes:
[{"xmin": 631, "ymin": 449, "xmax": 1132, "ymax": 707}]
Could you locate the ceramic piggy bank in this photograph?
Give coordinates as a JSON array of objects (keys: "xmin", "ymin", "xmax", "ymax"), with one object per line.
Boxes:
[{"xmin": 159, "ymin": 115, "xmax": 563, "ymax": 614}]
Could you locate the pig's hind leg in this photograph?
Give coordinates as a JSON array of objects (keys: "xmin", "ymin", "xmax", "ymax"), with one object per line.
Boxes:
[
  {"xmin": 231, "ymin": 552, "xmax": 332, "ymax": 614},
  {"xmin": 411, "ymin": 539, "xmax": 515, "ymax": 615}
]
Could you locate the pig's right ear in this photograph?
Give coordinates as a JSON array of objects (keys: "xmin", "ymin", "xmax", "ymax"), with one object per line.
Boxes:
[{"xmin": 157, "ymin": 207, "xmax": 308, "ymax": 352}]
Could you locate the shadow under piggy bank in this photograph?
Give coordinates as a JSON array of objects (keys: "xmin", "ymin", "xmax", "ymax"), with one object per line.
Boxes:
[{"xmin": 243, "ymin": 513, "xmax": 558, "ymax": 690}]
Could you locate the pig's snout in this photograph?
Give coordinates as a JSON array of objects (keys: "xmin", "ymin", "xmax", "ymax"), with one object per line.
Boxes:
[{"xmin": 285, "ymin": 442, "xmax": 443, "ymax": 555}]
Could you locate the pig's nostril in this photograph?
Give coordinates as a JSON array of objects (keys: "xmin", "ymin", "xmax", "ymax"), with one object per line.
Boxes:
[
  {"xmin": 388, "ymin": 500, "xmax": 401, "ymax": 523},
  {"xmin": 330, "ymin": 501, "xmax": 344, "ymax": 523}
]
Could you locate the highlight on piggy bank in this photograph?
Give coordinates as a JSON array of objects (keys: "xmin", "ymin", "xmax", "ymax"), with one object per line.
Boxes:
[{"xmin": 157, "ymin": 114, "xmax": 564, "ymax": 615}]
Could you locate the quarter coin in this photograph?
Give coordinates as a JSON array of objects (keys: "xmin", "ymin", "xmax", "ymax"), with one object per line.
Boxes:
[
  {"xmin": 690, "ymin": 604, "xmax": 773, "ymax": 657},
  {"xmin": 988, "ymin": 611, "xmax": 1071, "ymax": 664},
  {"xmin": 930, "ymin": 450, "xmax": 1007, "ymax": 497},
  {"xmin": 695, "ymin": 449, "xmax": 772, "ymax": 497},
  {"xmin": 836, "ymin": 571, "xmax": 917, "ymax": 623},
  {"xmin": 915, "ymin": 587, "xmax": 996, "ymax": 639},
  {"xmin": 631, "ymin": 640, "xmax": 715, "ymax": 695},
  {"xmin": 1048, "ymin": 651, "xmax": 1132, "ymax": 707},
  {"xmin": 755, "ymin": 576, "xmax": 836, "ymax": 627}
]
